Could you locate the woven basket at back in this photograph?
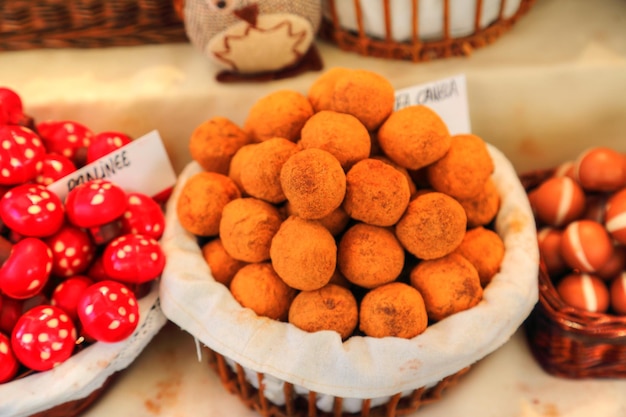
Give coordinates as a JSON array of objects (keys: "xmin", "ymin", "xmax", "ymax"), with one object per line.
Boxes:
[
  {"xmin": 206, "ymin": 347, "xmax": 470, "ymax": 417},
  {"xmin": 319, "ymin": 0, "xmax": 536, "ymax": 62},
  {"xmin": 0, "ymin": 0, "xmax": 187, "ymax": 50},
  {"xmin": 522, "ymin": 169, "xmax": 626, "ymax": 379}
]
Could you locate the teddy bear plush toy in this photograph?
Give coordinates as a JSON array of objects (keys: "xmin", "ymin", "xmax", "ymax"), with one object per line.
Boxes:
[{"xmin": 173, "ymin": 0, "xmax": 324, "ymax": 82}]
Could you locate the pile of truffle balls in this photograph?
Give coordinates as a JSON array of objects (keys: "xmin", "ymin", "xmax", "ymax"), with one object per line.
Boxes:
[{"xmin": 177, "ymin": 68, "xmax": 506, "ymax": 341}]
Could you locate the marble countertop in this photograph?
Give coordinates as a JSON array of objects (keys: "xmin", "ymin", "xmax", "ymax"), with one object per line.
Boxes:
[{"xmin": 82, "ymin": 322, "xmax": 626, "ymax": 417}]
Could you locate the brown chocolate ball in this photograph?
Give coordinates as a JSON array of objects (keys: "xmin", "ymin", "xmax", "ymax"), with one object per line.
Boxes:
[
  {"xmin": 176, "ymin": 171, "xmax": 241, "ymax": 237},
  {"xmin": 189, "ymin": 116, "xmax": 251, "ymax": 174},
  {"xmin": 270, "ymin": 215, "xmax": 337, "ymax": 291},
  {"xmin": 395, "ymin": 192, "xmax": 467, "ymax": 260}
]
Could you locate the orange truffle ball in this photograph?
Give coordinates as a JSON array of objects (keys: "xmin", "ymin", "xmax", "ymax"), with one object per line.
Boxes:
[
  {"xmin": 395, "ymin": 192, "xmax": 467, "ymax": 260},
  {"xmin": 320, "ymin": 69, "xmax": 395, "ymax": 131},
  {"xmin": 219, "ymin": 197, "xmax": 283, "ymax": 263},
  {"xmin": 537, "ymin": 227, "xmax": 568, "ymax": 277},
  {"xmin": 410, "ymin": 253, "xmax": 483, "ymax": 322},
  {"xmin": 299, "ymin": 110, "xmax": 371, "ymax": 170},
  {"xmin": 343, "ymin": 158, "xmax": 411, "ymax": 226},
  {"xmin": 188, "ymin": 116, "xmax": 251, "ymax": 175},
  {"xmin": 230, "ymin": 262, "xmax": 297, "ymax": 321},
  {"xmin": 605, "ymin": 188, "xmax": 626, "ymax": 245},
  {"xmin": 270, "ymin": 216, "xmax": 337, "ymax": 291},
  {"xmin": 228, "ymin": 143, "xmax": 256, "ymax": 193},
  {"xmin": 377, "ymin": 105, "xmax": 451, "ymax": 170},
  {"xmin": 359, "ymin": 282, "xmax": 428, "ymax": 339},
  {"xmin": 426, "ymin": 134, "xmax": 494, "ymax": 200},
  {"xmin": 288, "ymin": 284, "xmax": 359, "ymax": 340},
  {"xmin": 453, "ymin": 226, "xmax": 505, "ymax": 287},
  {"xmin": 201, "ymin": 238, "xmax": 247, "ymax": 287},
  {"xmin": 338, "ymin": 223, "xmax": 405, "ymax": 289},
  {"xmin": 308, "ymin": 67, "xmax": 354, "ymax": 112},
  {"xmin": 280, "ymin": 148, "xmax": 346, "ymax": 220},
  {"xmin": 176, "ymin": 171, "xmax": 241, "ymax": 237},
  {"xmin": 610, "ymin": 272, "xmax": 626, "ymax": 315},
  {"xmin": 455, "ymin": 178, "xmax": 500, "ymax": 228},
  {"xmin": 243, "ymin": 89, "xmax": 313, "ymax": 143},
  {"xmin": 239, "ymin": 137, "xmax": 298, "ymax": 204}
]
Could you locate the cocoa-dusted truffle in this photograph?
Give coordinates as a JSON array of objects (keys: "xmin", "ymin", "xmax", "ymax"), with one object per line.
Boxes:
[
  {"xmin": 299, "ymin": 110, "xmax": 371, "ymax": 170},
  {"xmin": 359, "ymin": 282, "xmax": 428, "ymax": 339},
  {"xmin": 453, "ymin": 226, "xmax": 505, "ymax": 287},
  {"xmin": 189, "ymin": 116, "xmax": 251, "ymax": 175},
  {"xmin": 288, "ymin": 284, "xmax": 358, "ymax": 340},
  {"xmin": 307, "ymin": 67, "xmax": 353, "ymax": 112},
  {"xmin": 410, "ymin": 253, "xmax": 483, "ymax": 321},
  {"xmin": 371, "ymin": 155, "xmax": 418, "ymax": 197},
  {"xmin": 219, "ymin": 197, "xmax": 283, "ymax": 263},
  {"xmin": 427, "ymin": 134, "xmax": 494, "ymax": 200},
  {"xmin": 456, "ymin": 178, "xmax": 500, "ymax": 228},
  {"xmin": 243, "ymin": 89, "xmax": 313, "ymax": 143},
  {"xmin": 286, "ymin": 201, "xmax": 351, "ymax": 237},
  {"xmin": 308, "ymin": 68, "xmax": 394, "ymax": 131},
  {"xmin": 176, "ymin": 171, "xmax": 241, "ymax": 237},
  {"xmin": 338, "ymin": 223, "xmax": 405, "ymax": 289},
  {"xmin": 280, "ymin": 148, "xmax": 346, "ymax": 220},
  {"xmin": 230, "ymin": 262, "xmax": 297, "ymax": 321},
  {"xmin": 239, "ymin": 137, "xmax": 298, "ymax": 204},
  {"xmin": 201, "ymin": 238, "xmax": 247, "ymax": 287},
  {"xmin": 395, "ymin": 192, "xmax": 467, "ymax": 260},
  {"xmin": 270, "ymin": 215, "xmax": 337, "ymax": 291},
  {"xmin": 377, "ymin": 105, "xmax": 451, "ymax": 170},
  {"xmin": 228, "ymin": 143, "xmax": 256, "ymax": 193},
  {"xmin": 343, "ymin": 158, "xmax": 411, "ymax": 226}
]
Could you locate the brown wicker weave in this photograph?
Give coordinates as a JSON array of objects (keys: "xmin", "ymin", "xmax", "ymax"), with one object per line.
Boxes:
[
  {"xmin": 206, "ymin": 347, "xmax": 471, "ymax": 417},
  {"xmin": 522, "ymin": 169, "xmax": 626, "ymax": 379},
  {"xmin": 0, "ymin": 0, "xmax": 187, "ymax": 50},
  {"xmin": 319, "ymin": 0, "xmax": 536, "ymax": 62}
]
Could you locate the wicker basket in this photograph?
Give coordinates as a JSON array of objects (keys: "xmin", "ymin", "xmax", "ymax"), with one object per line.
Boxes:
[
  {"xmin": 0, "ymin": 0, "xmax": 187, "ymax": 50},
  {"xmin": 319, "ymin": 0, "xmax": 536, "ymax": 62},
  {"xmin": 207, "ymin": 347, "xmax": 471, "ymax": 417},
  {"xmin": 522, "ymin": 169, "xmax": 626, "ymax": 379}
]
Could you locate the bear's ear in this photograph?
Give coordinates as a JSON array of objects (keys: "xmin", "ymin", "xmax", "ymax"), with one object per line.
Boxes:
[{"xmin": 172, "ymin": 0, "xmax": 185, "ymax": 20}]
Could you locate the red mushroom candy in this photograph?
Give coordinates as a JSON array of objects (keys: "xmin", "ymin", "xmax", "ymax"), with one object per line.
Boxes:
[
  {"xmin": 121, "ymin": 192, "xmax": 165, "ymax": 240},
  {"xmin": 102, "ymin": 233, "xmax": 165, "ymax": 284},
  {"xmin": 0, "ymin": 87, "xmax": 24, "ymax": 126},
  {"xmin": 37, "ymin": 120, "xmax": 94, "ymax": 167},
  {"xmin": 35, "ymin": 153, "xmax": 76, "ymax": 186},
  {"xmin": 64, "ymin": 179, "xmax": 127, "ymax": 245},
  {"xmin": 0, "ymin": 125, "xmax": 46, "ymax": 185},
  {"xmin": 51, "ymin": 275, "xmax": 94, "ymax": 322},
  {"xmin": 11, "ymin": 305, "xmax": 77, "ymax": 371},
  {"xmin": 77, "ymin": 280, "xmax": 139, "ymax": 343},
  {"xmin": 45, "ymin": 224, "xmax": 96, "ymax": 277},
  {"xmin": 86, "ymin": 131, "xmax": 132, "ymax": 164},
  {"xmin": 0, "ymin": 332, "xmax": 19, "ymax": 383},
  {"xmin": 0, "ymin": 237, "xmax": 53, "ymax": 299},
  {"xmin": 0, "ymin": 295, "xmax": 23, "ymax": 335},
  {"xmin": 0, "ymin": 183, "xmax": 65, "ymax": 238}
]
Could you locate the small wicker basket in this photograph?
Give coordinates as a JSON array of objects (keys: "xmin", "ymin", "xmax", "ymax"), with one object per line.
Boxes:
[
  {"xmin": 522, "ymin": 169, "xmax": 626, "ymax": 379},
  {"xmin": 319, "ymin": 0, "xmax": 536, "ymax": 62},
  {"xmin": 0, "ymin": 0, "xmax": 187, "ymax": 50}
]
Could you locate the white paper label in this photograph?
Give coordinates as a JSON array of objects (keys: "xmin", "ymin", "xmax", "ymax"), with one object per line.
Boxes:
[
  {"xmin": 47, "ymin": 130, "xmax": 177, "ymax": 201},
  {"xmin": 394, "ymin": 74, "xmax": 471, "ymax": 135}
]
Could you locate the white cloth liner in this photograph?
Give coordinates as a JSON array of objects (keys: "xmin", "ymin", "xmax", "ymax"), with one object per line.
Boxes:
[
  {"xmin": 0, "ymin": 283, "xmax": 167, "ymax": 417},
  {"xmin": 159, "ymin": 144, "xmax": 539, "ymax": 405},
  {"xmin": 321, "ymin": 0, "xmax": 524, "ymax": 42}
]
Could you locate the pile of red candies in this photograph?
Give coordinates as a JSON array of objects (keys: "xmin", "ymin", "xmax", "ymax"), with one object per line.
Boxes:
[
  {"xmin": 529, "ymin": 146, "xmax": 626, "ymax": 315},
  {"xmin": 0, "ymin": 87, "xmax": 166, "ymax": 383}
]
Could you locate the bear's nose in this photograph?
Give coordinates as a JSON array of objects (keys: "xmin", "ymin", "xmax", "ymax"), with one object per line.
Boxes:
[{"xmin": 234, "ymin": 3, "xmax": 258, "ymax": 26}]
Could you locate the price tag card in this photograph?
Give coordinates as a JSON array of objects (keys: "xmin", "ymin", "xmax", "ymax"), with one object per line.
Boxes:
[
  {"xmin": 48, "ymin": 130, "xmax": 177, "ymax": 201},
  {"xmin": 394, "ymin": 74, "xmax": 471, "ymax": 135}
]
